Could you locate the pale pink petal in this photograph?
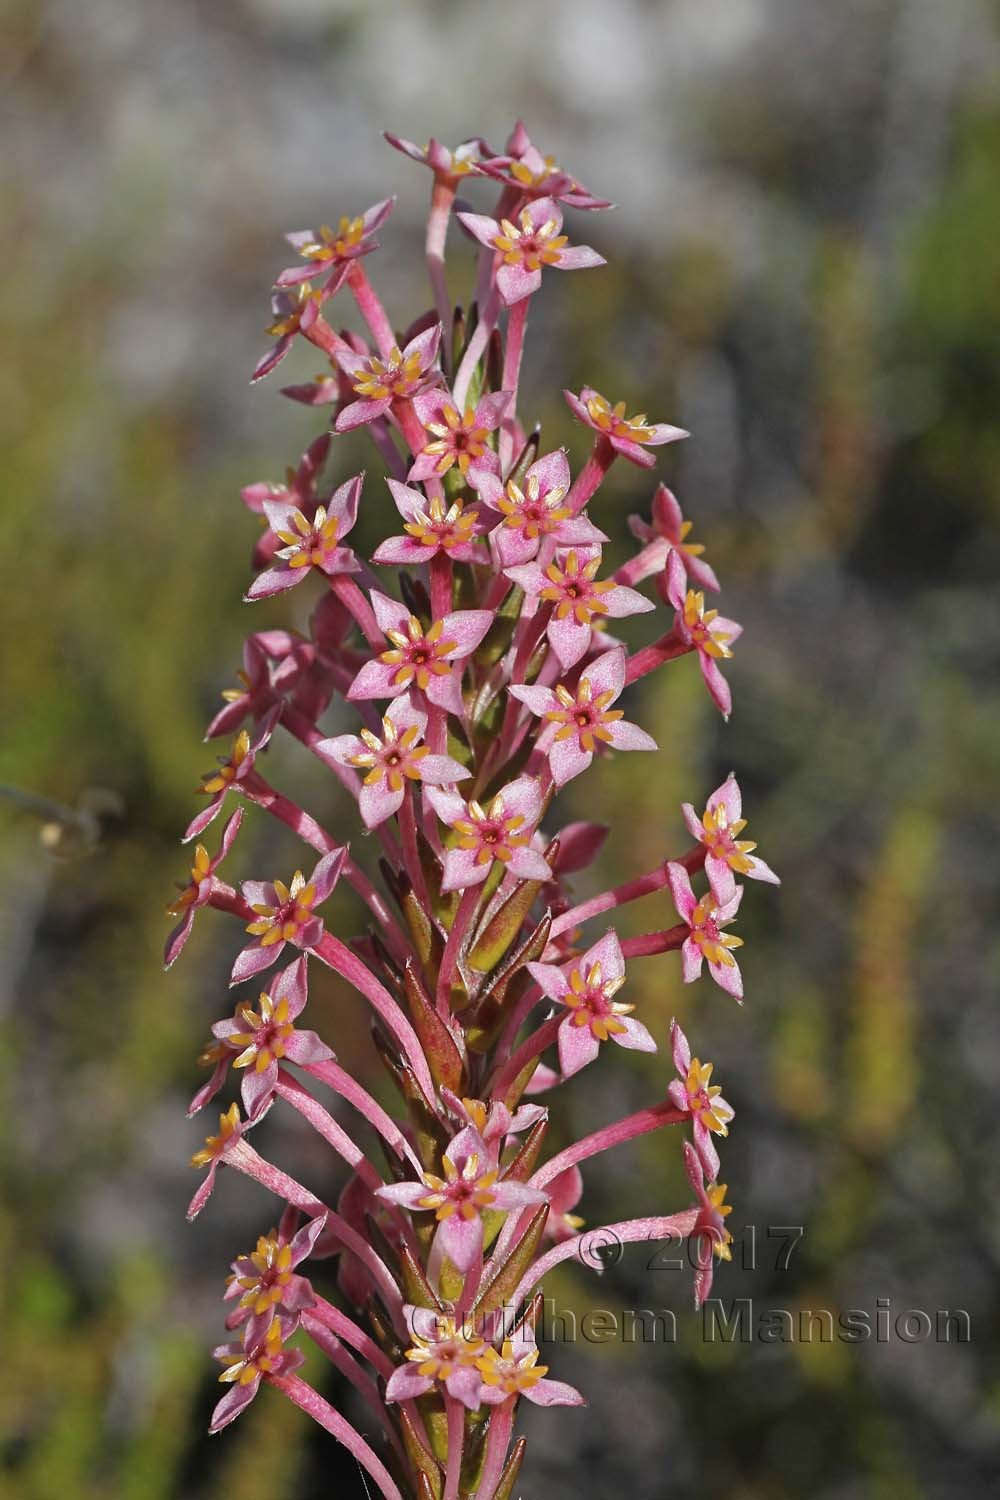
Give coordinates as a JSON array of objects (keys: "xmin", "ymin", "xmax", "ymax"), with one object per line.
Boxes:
[
  {"xmin": 209, "ymin": 1375, "xmax": 261, "ymax": 1432},
  {"xmin": 525, "ymin": 961, "xmax": 570, "ymax": 1001},
  {"xmin": 547, "ymin": 613, "xmax": 590, "ymax": 669},
  {"xmin": 372, "ymin": 536, "xmax": 438, "ymax": 566},
  {"xmin": 698, "ymin": 655, "xmax": 732, "ymax": 719},
  {"xmin": 681, "ymin": 801, "xmax": 705, "ymax": 842},
  {"xmin": 424, "ymin": 669, "xmax": 465, "ymax": 715},
  {"xmin": 230, "ymin": 941, "xmax": 283, "ymax": 987},
  {"xmin": 605, "ymin": 720, "xmax": 657, "ymax": 753},
  {"xmin": 418, "ymin": 754, "xmax": 471, "ymax": 786},
  {"xmin": 550, "ymin": 736, "xmax": 592, "ymax": 786},
  {"xmin": 455, "ymin": 210, "xmax": 501, "ymax": 249},
  {"xmin": 441, "ymin": 847, "xmax": 490, "ymax": 893},
  {"xmin": 584, "ymin": 931, "xmax": 625, "ymax": 983},
  {"xmin": 670, "ymin": 1019, "xmax": 691, "ymax": 1075},
  {"xmin": 708, "ymin": 955, "xmax": 743, "ymax": 1002},
  {"xmin": 311, "ymin": 848, "xmax": 346, "ymax": 903},
  {"xmin": 164, "ymin": 907, "xmax": 196, "ymax": 969},
  {"xmin": 503, "ymin": 562, "xmax": 545, "ymax": 598},
  {"xmin": 667, "ymin": 861, "xmax": 698, "ymax": 922},
  {"xmin": 680, "ymin": 937, "xmax": 704, "ymax": 985},
  {"xmin": 374, "ymin": 1181, "xmax": 432, "ymax": 1210},
  {"xmin": 245, "ymin": 565, "xmax": 303, "ymax": 601},
  {"xmin": 558, "ymin": 1017, "xmax": 601, "ymax": 1077},
  {"xmin": 284, "ymin": 1028, "xmax": 335, "ymax": 1066},
  {"xmin": 435, "ymin": 1209, "xmax": 482, "ymax": 1273},
  {"xmin": 508, "ymin": 684, "xmax": 559, "ymax": 716},
  {"xmin": 613, "ymin": 1016, "xmax": 657, "ymax": 1052},
  {"xmin": 369, "ymin": 590, "xmax": 411, "ymax": 637},
  {"xmin": 705, "ymin": 854, "xmax": 737, "ymax": 906},
  {"xmin": 385, "ymin": 1365, "xmax": 433, "ymax": 1404},
  {"xmin": 708, "ymin": 774, "xmax": 742, "ymax": 824},
  {"xmin": 578, "ymin": 646, "xmax": 625, "ymax": 701},
  {"xmin": 347, "ymin": 660, "xmax": 404, "ymax": 701},
  {"xmin": 745, "ymin": 854, "xmax": 780, "ymax": 885},
  {"xmin": 423, "ymin": 785, "xmax": 467, "ymax": 826},
  {"xmin": 315, "ymin": 733, "xmax": 366, "ymax": 768},
  {"xmin": 385, "ymin": 479, "xmax": 427, "ymax": 523},
  {"xmin": 475, "ymin": 391, "xmax": 512, "ymax": 429},
  {"xmin": 524, "ymin": 1376, "xmax": 586, "ymax": 1407},
  {"xmin": 603, "ymin": 584, "xmax": 655, "ymax": 619},
  {"xmin": 359, "ymin": 779, "xmax": 404, "ymax": 828},
  {"xmin": 555, "ymin": 245, "xmax": 605, "ymax": 271},
  {"xmin": 497, "ymin": 262, "xmax": 541, "ymax": 305},
  {"xmin": 437, "ymin": 609, "xmax": 493, "ymax": 658},
  {"xmin": 445, "ymin": 1365, "xmax": 485, "ymax": 1411}
]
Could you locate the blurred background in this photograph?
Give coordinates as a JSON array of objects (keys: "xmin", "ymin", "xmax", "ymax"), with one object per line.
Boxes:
[{"xmin": 3, "ymin": 1, "xmax": 999, "ymax": 1496}]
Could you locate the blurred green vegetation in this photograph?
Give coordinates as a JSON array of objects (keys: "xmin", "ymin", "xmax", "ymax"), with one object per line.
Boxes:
[{"xmin": 2, "ymin": 3, "xmax": 999, "ymax": 1497}]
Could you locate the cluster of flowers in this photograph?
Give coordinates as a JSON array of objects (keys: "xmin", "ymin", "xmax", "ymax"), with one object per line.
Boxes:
[{"xmin": 167, "ymin": 122, "xmax": 779, "ymax": 1500}]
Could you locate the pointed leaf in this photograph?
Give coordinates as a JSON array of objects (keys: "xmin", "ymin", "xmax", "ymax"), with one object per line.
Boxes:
[
  {"xmin": 399, "ymin": 1242, "xmax": 445, "ymax": 1312},
  {"xmin": 399, "ymin": 1407, "xmax": 443, "ymax": 1500},
  {"xmin": 404, "ymin": 960, "xmax": 466, "ymax": 1093},
  {"xmin": 494, "ymin": 1437, "xmax": 527, "ymax": 1500},
  {"xmin": 468, "ymin": 881, "xmax": 546, "ymax": 974},
  {"xmin": 472, "ymin": 1203, "xmax": 548, "ymax": 1322},
  {"xmin": 500, "ymin": 1117, "xmax": 549, "ymax": 1184}
]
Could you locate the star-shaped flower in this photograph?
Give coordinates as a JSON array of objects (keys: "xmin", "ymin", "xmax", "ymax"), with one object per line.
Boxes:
[
  {"xmin": 477, "ymin": 1327, "xmax": 584, "ymax": 1407},
  {"xmin": 476, "ymin": 449, "xmax": 606, "ymax": 566},
  {"xmin": 188, "ymin": 1101, "xmax": 248, "ymax": 1221},
  {"xmin": 347, "ymin": 592, "xmax": 492, "ymax": 715},
  {"xmin": 164, "ymin": 808, "xmax": 243, "ymax": 969},
  {"xmin": 275, "ymin": 198, "xmax": 394, "ymax": 291},
  {"xmin": 663, "ymin": 550, "xmax": 742, "ymax": 718},
  {"xmin": 477, "ymin": 121, "xmax": 611, "ymax": 210},
  {"xmin": 683, "ymin": 1141, "xmax": 734, "ymax": 1308},
  {"xmin": 376, "ymin": 1125, "xmax": 547, "ymax": 1272},
  {"xmin": 666, "ymin": 862, "xmax": 745, "ymax": 1002},
  {"xmin": 681, "ymin": 774, "xmax": 779, "ymax": 903},
  {"xmin": 185, "ymin": 710, "xmax": 280, "ymax": 841},
  {"xmin": 232, "ymin": 847, "xmax": 346, "ymax": 986},
  {"xmin": 627, "ymin": 482, "xmax": 720, "ymax": 591},
  {"xmin": 252, "ymin": 285, "xmax": 323, "ymax": 384},
  {"xmin": 528, "ymin": 930, "xmax": 655, "ymax": 1078},
  {"xmin": 667, "ymin": 1019, "xmax": 734, "ymax": 1180},
  {"xmin": 384, "ymin": 1305, "xmax": 487, "ymax": 1410},
  {"xmin": 211, "ymin": 1316, "xmax": 304, "ymax": 1432},
  {"xmin": 458, "ymin": 198, "xmax": 605, "ymax": 305},
  {"xmin": 210, "ymin": 957, "xmax": 334, "ymax": 1118},
  {"xmin": 425, "ymin": 777, "xmax": 552, "ymax": 893},
  {"xmin": 383, "ymin": 133, "xmax": 488, "ymax": 182},
  {"xmin": 509, "ymin": 646, "xmax": 656, "ymax": 786},
  {"xmin": 407, "ymin": 389, "xmax": 511, "ymax": 490},
  {"xmin": 507, "ymin": 549, "xmax": 653, "ymax": 670},
  {"xmin": 334, "ymin": 325, "xmax": 442, "ymax": 432},
  {"xmin": 565, "ymin": 386, "xmax": 688, "ymax": 469},
  {"xmin": 245, "ymin": 475, "xmax": 363, "ymax": 601},
  {"xmin": 223, "ymin": 1212, "xmax": 327, "ymax": 1328},
  {"xmin": 371, "ymin": 482, "xmax": 487, "ymax": 567},
  {"xmin": 318, "ymin": 694, "xmax": 470, "ymax": 828}
]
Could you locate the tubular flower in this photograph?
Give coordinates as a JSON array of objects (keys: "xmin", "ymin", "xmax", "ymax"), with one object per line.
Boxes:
[
  {"xmin": 319, "ymin": 693, "xmax": 469, "ymax": 828},
  {"xmin": 529, "ymin": 930, "xmax": 655, "ymax": 1078},
  {"xmin": 458, "ymin": 198, "xmax": 605, "ymax": 305},
  {"xmin": 667, "ymin": 1019, "xmax": 734, "ymax": 1179},
  {"xmin": 425, "ymin": 777, "xmax": 552, "ymax": 892},
  {"xmin": 667, "ymin": 861, "xmax": 745, "ymax": 1001},
  {"xmin": 682, "ymin": 773, "xmax": 780, "ymax": 903},
  {"xmin": 508, "ymin": 549, "xmax": 653, "ymax": 670},
  {"xmin": 376, "ymin": 1126, "xmax": 547, "ymax": 1272},
  {"xmin": 565, "ymin": 385, "xmax": 689, "ymax": 468},
  {"xmin": 335, "ymin": 324, "xmax": 442, "ymax": 432},
  {"xmin": 275, "ymin": 197, "xmax": 395, "ymax": 291},
  {"xmin": 510, "ymin": 646, "xmax": 656, "ymax": 786},
  {"xmin": 171, "ymin": 123, "xmax": 778, "ymax": 1495}
]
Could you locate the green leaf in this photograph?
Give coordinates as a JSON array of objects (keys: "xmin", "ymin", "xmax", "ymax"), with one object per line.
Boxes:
[
  {"xmin": 403, "ymin": 960, "xmax": 466, "ymax": 1093},
  {"xmin": 494, "ymin": 1437, "xmax": 528, "ymax": 1500},
  {"xmin": 472, "ymin": 1203, "xmax": 548, "ymax": 1322},
  {"xmin": 400, "ymin": 1407, "xmax": 443, "ymax": 1500},
  {"xmin": 468, "ymin": 882, "xmax": 546, "ymax": 974}
]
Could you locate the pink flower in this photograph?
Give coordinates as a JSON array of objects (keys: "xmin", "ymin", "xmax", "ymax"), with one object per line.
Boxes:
[
  {"xmin": 440, "ymin": 1090, "xmax": 547, "ymax": 1168},
  {"xmin": 245, "ymin": 475, "xmax": 362, "ymax": 601},
  {"xmin": 477, "ymin": 1326, "xmax": 584, "ymax": 1407},
  {"xmin": 188, "ymin": 1102, "xmax": 247, "ymax": 1221},
  {"xmin": 667, "ymin": 1019, "xmax": 734, "ymax": 1180},
  {"xmin": 666, "ymin": 861, "xmax": 745, "ymax": 1001},
  {"xmin": 544, "ymin": 1165, "xmax": 585, "ymax": 1243},
  {"xmin": 274, "ymin": 198, "xmax": 395, "ymax": 291},
  {"xmin": 252, "ymin": 284, "xmax": 323, "ymax": 383},
  {"xmin": 683, "ymin": 1141, "xmax": 734, "ymax": 1308},
  {"xmin": 425, "ymin": 777, "xmax": 552, "ymax": 892},
  {"xmin": 407, "ymin": 388, "xmax": 510, "ymax": 489},
  {"xmin": 223, "ymin": 1211, "xmax": 327, "ymax": 1327},
  {"xmin": 627, "ymin": 482, "xmax": 720, "ymax": 591},
  {"xmin": 663, "ymin": 550, "xmax": 742, "ymax": 718},
  {"xmin": 318, "ymin": 694, "xmax": 470, "ymax": 828},
  {"xmin": 528, "ymin": 930, "xmax": 656, "ymax": 1078},
  {"xmin": 185, "ymin": 711, "xmax": 280, "ymax": 841},
  {"xmin": 384, "ymin": 1305, "xmax": 487, "ymax": 1410},
  {"xmin": 164, "ymin": 808, "xmax": 243, "ymax": 968},
  {"xmin": 478, "ymin": 121, "xmax": 610, "ymax": 211},
  {"xmin": 210, "ymin": 957, "xmax": 334, "ymax": 1119},
  {"xmin": 681, "ymin": 773, "xmax": 779, "ymax": 903},
  {"xmin": 384, "ymin": 133, "xmax": 487, "ymax": 182},
  {"xmin": 232, "ymin": 847, "xmax": 347, "ymax": 985},
  {"xmin": 476, "ymin": 448, "xmax": 606, "ymax": 566},
  {"xmin": 241, "ymin": 433, "xmax": 333, "ymax": 569},
  {"xmin": 376, "ymin": 1125, "xmax": 547, "ymax": 1272},
  {"xmin": 211, "ymin": 1316, "xmax": 304, "ymax": 1432},
  {"xmin": 334, "ymin": 325, "xmax": 442, "ymax": 433},
  {"xmin": 565, "ymin": 386, "xmax": 688, "ymax": 469},
  {"xmin": 507, "ymin": 549, "xmax": 653, "ymax": 670},
  {"xmin": 371, "ymin": 481, "xmax": 487, "ymax": 567},
  {"xmin": 347, "ymin": 592, "xmax": 492, "ymax": 714},
  {"xmin": 458, "ymin": 198, "xmax": 605, "ymax": 305},
  {"xmin": 205, "ymin": 631, "xmax": 296, "ymax": 740},
  {"xmin": 510, "ymin": 646, "xmax": 656, "ymax": 786}
]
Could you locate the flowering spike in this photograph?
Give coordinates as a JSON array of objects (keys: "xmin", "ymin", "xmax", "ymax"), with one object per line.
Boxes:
[{"xmin": 171, "ymin": 123, "xmax": 778, "ymax": 1493}]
